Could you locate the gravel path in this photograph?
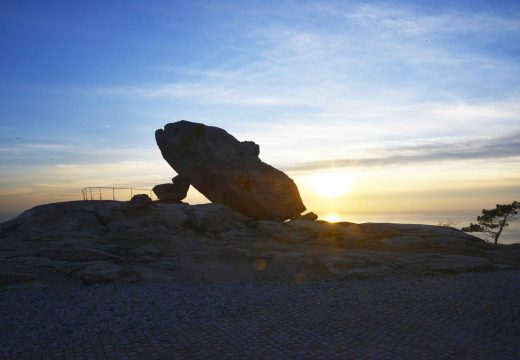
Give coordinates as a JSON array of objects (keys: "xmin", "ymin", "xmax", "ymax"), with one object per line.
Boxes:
[{"xmin": 1, "ymin": 271, "xmax": 520, "ymax": 359}]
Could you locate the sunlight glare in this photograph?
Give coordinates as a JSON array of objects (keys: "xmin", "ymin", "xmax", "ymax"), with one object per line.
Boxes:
[
  {"xmin": 309, "ymin": 171, "xmax": 356, "ymax": 198},
  {"xmin": 325, "ymin": 213, "xmax": 340, "ymax": 222}
]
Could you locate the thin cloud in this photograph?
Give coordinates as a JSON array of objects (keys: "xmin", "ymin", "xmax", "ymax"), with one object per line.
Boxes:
[
  {"xmin": 0, "ymin": 143, "xmax": 74, "ymax": 155},
  {"xmin": 90, "ymin": 82, "xmax": 304, "ymax": 106},
  {"xmin": 81, "ymin": 3, "xmax": 520, "ymax": 111},
  {"xmin": 282, "ymin": 133, "xmax": 520, "ymax": 172},
  {"xmin": 333, "ymin": 3, "xmax": 520, "ymax": 35}
]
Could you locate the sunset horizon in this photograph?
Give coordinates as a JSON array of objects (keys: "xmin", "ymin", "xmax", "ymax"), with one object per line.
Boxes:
[
  {"xmin": 2, "ymin": 2, "xmax": 520, "ymax": 358},
  {"xmin": 1, "ymin": 1, "xmax": 519, "ymax": 223}
]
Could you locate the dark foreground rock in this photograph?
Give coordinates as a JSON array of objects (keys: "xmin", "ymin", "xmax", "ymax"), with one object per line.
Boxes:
[
  {"xmin": 155, "ymin": 120, "xmax": 306, "ymax": 220},
  {"xmin": 1, "ymin": 199, "xmax": 519, "ymax": 287}
]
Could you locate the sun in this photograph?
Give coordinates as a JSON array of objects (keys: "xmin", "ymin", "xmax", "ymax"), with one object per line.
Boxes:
[
  {"xmin": 324, "ymin": 213, "xmax": 340, "ymax": 222},
  {"xmin": 309, "ymin": 171, "xmax": 356, "ymax": 198}
]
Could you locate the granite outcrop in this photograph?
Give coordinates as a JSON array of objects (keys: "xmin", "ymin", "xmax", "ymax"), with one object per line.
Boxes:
[{"xmin": 1, "ymin": 197, "xmax": 519, "ymax": 287}]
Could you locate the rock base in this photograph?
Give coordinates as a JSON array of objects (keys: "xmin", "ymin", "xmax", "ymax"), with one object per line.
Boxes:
[{"xmin": 1, "ymin": 200, "xmax": 519, "ymax": 287}]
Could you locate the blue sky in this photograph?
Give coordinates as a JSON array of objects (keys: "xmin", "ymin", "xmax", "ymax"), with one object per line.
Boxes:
[{"xmin": 1, "ymin": 0, "xmax": 520, "ymax": 219}]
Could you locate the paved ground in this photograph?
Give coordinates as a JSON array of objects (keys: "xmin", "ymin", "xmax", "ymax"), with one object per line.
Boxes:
[{"xmin": 1, "ymin": 271, "xmax": 520, "ymax": 359}]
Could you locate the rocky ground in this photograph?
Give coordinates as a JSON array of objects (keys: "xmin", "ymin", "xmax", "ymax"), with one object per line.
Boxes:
[
  {"xmin": 1, "ymin": 198, "xmax": 520, "ymax": 358},
  {"xmin": 1, "ymin": 197, "xmax": 519, "ymax": 287}
]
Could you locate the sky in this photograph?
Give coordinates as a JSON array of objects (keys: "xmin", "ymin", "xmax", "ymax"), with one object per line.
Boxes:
[{"xmin": 1, "ymin": 0, "xmax": 520, "ymax": 222}]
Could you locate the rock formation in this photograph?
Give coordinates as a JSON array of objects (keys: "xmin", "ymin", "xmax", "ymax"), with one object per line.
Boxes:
[
  {"xmin": 291, "ymin": 212, "xmax": 318, "ymax": 221},
  {"xmin": 155, "ymin": 121, "xmax": 306, "ymax": 220},
  {"xmin": 153, "ymin": 174, "xmax": 190, "ymax": 202},
  {"xmin": 1, "ymin": 199, "xmax": 519, "ymax": 287}
]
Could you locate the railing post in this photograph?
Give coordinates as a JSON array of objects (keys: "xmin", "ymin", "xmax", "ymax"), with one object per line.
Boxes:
[
  {"xmin": 113, "ymin": 187, "xmax": 115, "ymax": 201},
  {"xmin": 130, "ymin": 188, "xmax": 133, "ymax": 198},
  {"xmin": 99, "ymin": 187, "xmax": 102, "ymax": 200},
  {"xmin": 90, "ymin": 187, "xmax": 93, "ymax": 200}
]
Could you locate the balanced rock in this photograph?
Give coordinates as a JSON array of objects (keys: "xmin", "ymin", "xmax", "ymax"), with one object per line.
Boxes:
[
  {"xmin": 153, "ymin": 174, "xmax": 190, "ymax": 201},
  {"xmin": 155, "ymin": 120, "xmax": 306, "ymax": 220}
]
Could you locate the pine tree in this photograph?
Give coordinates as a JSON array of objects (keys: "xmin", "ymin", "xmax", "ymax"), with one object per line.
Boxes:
[{"xmin": 462, "ymin": 201, "xmax": 520, "ymax": 244}]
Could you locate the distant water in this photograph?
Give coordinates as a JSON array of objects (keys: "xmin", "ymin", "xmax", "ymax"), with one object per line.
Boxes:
[{"xmin": 331, "ymin": 211, "xmax": 520, "ymax": 245}]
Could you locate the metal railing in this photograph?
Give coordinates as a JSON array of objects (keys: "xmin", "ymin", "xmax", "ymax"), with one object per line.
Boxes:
[{"xmin": 81, "ymin": 187, "xmax": 156, "ymax": 201}]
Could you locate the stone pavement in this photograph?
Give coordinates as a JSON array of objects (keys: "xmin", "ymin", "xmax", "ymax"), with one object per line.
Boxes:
[{"xmin": 2, "ymin": 272, "xmax": 520, "ymax": 359}]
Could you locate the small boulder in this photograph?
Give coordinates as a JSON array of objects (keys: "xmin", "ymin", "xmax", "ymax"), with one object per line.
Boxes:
[
  {"xmin": 153, "ymin": 174, "xmax": 190, "ymax": 201},
  {"xmin": 126, "ymin": 194, "xmax": 154, "ymax": 211},
  {"xmin": 291, "ymin": 212, "xmax": 318, "ymax": 221},
  {"xmin": 130, "ymin": 194, "xmax": 153, "ymax": 205}
]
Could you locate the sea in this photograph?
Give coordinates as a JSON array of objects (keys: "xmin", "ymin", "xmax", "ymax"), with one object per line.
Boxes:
[
  {"xmin": 1, "ymin": 210, "xmax": 518, "ymax": 244},
  {"xmin": 338, "ymin": 211, "xmax": 520, "ymax": 245}
]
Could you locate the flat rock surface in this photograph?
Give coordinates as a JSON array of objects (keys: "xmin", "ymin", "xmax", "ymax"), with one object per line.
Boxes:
[
  {"xmin": 1, "ymin": 200, "xmax": 519, "ymax": 287},
  {"xmin": 1, "ymin": 271, "xmax": 519, "ymax": 359}
]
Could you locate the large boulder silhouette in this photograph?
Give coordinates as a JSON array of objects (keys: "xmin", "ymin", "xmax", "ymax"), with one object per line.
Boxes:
[{"xmin": 155, "ymin": 120, "xmax": 306, "ymax": 220}]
